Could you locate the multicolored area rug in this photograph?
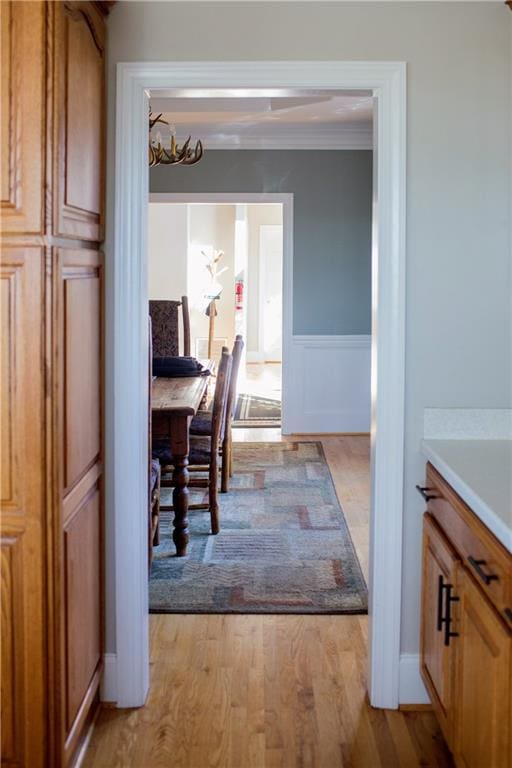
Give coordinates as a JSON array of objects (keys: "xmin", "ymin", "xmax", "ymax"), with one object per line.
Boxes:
[
  {"xmin": 149, "ymin": 442, "xmax": 367, "ymax": 614},
  {"xmin": 232, "ymin": 393, "xmax": 281, "ymax": 428}
]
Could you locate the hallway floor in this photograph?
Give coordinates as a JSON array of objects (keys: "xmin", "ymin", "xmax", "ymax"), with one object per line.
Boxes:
[
  {"xmin": 83, "ymin": 436, "xmax": 452, "ymax": 768},
  {"xmin": 240, "ymin": 362, "xmax": 282, "ymax": 402}
]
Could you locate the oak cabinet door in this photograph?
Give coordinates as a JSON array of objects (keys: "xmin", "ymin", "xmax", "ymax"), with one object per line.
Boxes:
[
  {"xmin": 454, "ymin": 568, "xmax": 511, "ymax": 768},
  {"xmin": 1, "ymin": 1, "xmax": 45, "ymax": 235},
  {"xmin": 420, "ymin": 513, "xmax": 460, "ymax": 743},
  {"xmin": 1, "ymin": 249, "xmax": 46, "ymax": 768},
  {"xmin": 59, "ymin": 249, "xmax": 102, "ymax": 495},
  {"xmin": 53, "ymin": 2, "xmax": 105, "ymax": 241},
  {"xmin": 57, "ymin": 248, "xmax": 103, "ymax": 756}
]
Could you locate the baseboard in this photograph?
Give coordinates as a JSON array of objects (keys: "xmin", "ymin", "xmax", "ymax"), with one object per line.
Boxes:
[
  {"xmin": 70, "ymin": 698, "xmax": 101, "ymax": 768},
  {"xmin": 100, "ymin": 653, "xmax": 118, "ymax": 704},
  {"xmin": 289, "ymin": 432, "xmax": 371, "ymax": 437},
  {"xmin": 246, "ymin": 351, "xmax": 264, "ymax": 363},
  {"xmin": 398, "ymin": 653, "xmax": 430, "ymax": 705}
]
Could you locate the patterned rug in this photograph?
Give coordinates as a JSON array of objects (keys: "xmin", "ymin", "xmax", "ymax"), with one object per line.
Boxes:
[
  {"xmin": 149, "ymin": 442, "xmax": 367, "ymax": 614},
  {"xmin": 232, "ymin": 393, "xmax": 281, "ymax": 428}
]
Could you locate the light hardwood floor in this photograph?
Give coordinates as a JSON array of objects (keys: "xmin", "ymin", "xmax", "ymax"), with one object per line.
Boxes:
[{"xmin": 83, "ymin": 436, "xmax": 452, "ymax": 768}]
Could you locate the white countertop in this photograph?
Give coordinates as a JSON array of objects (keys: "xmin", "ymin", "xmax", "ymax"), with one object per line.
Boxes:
[{"xmin": 421, "ymin": 439, "xmax": 512, "ymax": 553}]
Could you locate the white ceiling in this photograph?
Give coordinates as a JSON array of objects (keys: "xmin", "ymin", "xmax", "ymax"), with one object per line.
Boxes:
[{"xmin": 149, "ymin": 92, "xmax": 374, "ymax": 150}]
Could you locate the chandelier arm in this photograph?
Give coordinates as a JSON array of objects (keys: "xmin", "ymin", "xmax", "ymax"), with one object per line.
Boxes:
[
  {"xmin": 181, "ymin": 139, "xmax": 204, "ymax": 166},
  {"xmin": 166, "ymin": 142, "xmax": 188, "ymax": 161},
  {"xmin": 160, "ymin": 146, "xmax": 186, "ymax": 165},
  {"xmin": 148, "ymin": 113, "xmax": 203, "ymax": 167},
  {"xmin": 179, "ymin": 136, "xmax": 191, "ymax": 158}
]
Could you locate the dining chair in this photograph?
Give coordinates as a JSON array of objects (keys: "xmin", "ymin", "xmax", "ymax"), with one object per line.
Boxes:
[
  {"xmin": 149, "ymin": 295, "xmax": 191, "ymax": 357},
  {"xmin": 153, "ymin": 346, "xmax": 232, "ymax": 535},
  {"xmin": 148, "ymin": 316, "xmax": 161, "ymax": 571},
  {"xmin": 190, "ymin": 334, "xmax": 244, "ymax": 492}
]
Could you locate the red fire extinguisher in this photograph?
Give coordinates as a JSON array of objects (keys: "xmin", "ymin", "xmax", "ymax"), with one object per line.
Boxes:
[{"xmin": 235, "ymin": 279, "xmax": 244, "ymax": 311}]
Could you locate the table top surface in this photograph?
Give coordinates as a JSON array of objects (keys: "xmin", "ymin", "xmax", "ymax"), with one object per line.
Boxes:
[{"xmin": 151, "ymin": 360, "xmax": 213, "ymax": 415}]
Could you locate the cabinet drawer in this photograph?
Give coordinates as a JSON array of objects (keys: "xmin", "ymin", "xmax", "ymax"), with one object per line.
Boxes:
[{"xmin": 425, "ymin": 464, "xmax": 512, "ymax": 625}]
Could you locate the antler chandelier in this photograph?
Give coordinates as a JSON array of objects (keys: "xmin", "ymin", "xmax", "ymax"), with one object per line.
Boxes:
[{"xmin": 148, "ymin": 112, "xmax": 204, "ymax": 167}]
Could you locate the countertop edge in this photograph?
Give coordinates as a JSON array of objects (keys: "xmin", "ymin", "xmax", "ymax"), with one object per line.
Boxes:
[{"xmin": 421, "ymin": 439, "xmax": 511, "ymax": 554}]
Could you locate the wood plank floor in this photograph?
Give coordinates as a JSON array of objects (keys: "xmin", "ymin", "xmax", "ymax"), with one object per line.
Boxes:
[{"xmin": 83, "ymin": 436, "xmax": 453, "ymax": 768}]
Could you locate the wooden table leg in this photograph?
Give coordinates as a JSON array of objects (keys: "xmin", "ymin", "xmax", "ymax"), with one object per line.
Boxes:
[{"xmin": 169, "ymin": 413, "xmax": 191, "ymax": 556}]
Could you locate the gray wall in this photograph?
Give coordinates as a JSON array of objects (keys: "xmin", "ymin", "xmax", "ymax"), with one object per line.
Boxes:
[
  {"xmin": 151, "ymin": 150, "xmax": 373, "ymax": 335},
  {"xmin": 105, "ymin": 2, "xmax": 512, "ymax": 658}
]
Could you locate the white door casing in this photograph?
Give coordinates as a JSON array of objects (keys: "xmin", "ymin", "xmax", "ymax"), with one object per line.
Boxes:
[
  {"xmin": 259, "ymin": 224, "xmax": 283, "ymax": 363},
  {"xmin": 110, "ymin": 61, "xmax": 406, "ymax": 708}
]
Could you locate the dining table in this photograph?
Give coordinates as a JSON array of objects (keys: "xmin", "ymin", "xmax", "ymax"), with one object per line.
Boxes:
[{"xmin": 151, "ymin": 361, "xmax": 213, "ymax": 557}]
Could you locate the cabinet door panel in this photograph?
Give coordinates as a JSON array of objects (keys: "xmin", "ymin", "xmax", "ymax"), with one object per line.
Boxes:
[
  {"xmin": 58, "ymin": 247, "xmax": 103, "ymax": 755},
  {"xmin": 64, "ymin": 487, "xmax": 101, "ymax": 731},
  {"xmin": 54, "ymin": 2, "xmax": 105, "ymax": 241},
  {"xmin": 60, "ymin": 249, "xmax": 102, "ymax": 494},
  {"xmin": 0, "ymin": 1, "xmax": 45, "ymax": 234},
  {"xmin": 455, "ymin": 568, "xmax": 511, "ymax": 768},
  {"xmin": 0, "ymin": 249, "xmax": 45, "ymax": 768},
  {"xmin": 420, "ymin": 513, "xmax": 460, "ymax": 743}
]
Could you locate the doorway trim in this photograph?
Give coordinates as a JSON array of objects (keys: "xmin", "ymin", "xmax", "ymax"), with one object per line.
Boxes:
[
  {"xmin": 148, "ymin": 192, "xmax": 293, "ymax": 432},
  {"xmin": 258, "ymin": 223, "xmax": 284, "ymax": 366},
  {"xmin": 110, "ymin": 61, "xmax": 406, "ymax": 708}
]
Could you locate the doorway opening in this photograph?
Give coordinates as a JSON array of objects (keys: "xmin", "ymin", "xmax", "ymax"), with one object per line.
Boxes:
[
  {"xmin": 148, "ymin": 199, "xmax": 285, "ymax": 431},
  {"xmin": 146, "ymin": 97, "xmax": 371, "ymax": 614},
  {"xmin": 110, "ymin": 62, "xmax": 406, "ymax": 710}
]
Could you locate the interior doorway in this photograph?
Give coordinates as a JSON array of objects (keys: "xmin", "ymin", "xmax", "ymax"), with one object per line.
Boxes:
[
  {"xmin": 149, "ymin": 192, "xmax": 293, "ymax": 432},
  {"xmin": 111, "ymin": 62, "xmax": 406, "ymax": 710}
]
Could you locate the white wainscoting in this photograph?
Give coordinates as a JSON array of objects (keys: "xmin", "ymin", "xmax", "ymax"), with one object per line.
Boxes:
[{"xmin": 285, "ymin": 335, "xmax": 371, "ymax": 434}]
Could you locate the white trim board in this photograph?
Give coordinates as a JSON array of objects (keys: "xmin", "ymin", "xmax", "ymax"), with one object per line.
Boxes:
[
  {"xmin": 398, "ymin": 654, "xmax": 430, "ymax": 705},
  {"xmin": 111, "ymin": 60, "xmax": 407, "ymax": 709},
  {"xmin": 246, "ymin": 351, "xmax": 265, "ymax": 363},
  {"xmin": 258, "ymin": 224, "xmax": 284, "ymax": 364},
  {"xmin": 100, "ymin": 653, "xmax": 118, "ymax": 705}
]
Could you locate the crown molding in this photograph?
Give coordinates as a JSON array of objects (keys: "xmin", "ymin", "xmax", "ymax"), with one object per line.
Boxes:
[{"xmin": 179, "ymin": 125, "xmax": 373, "ymax": 150}]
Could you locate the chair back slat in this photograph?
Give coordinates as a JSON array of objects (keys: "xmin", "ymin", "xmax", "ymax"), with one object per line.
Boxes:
[
  {"xmin": 211, "ymin": 347, "xmax": 232, "ymax": 449},
  {"xmin": 148, "ymin": 315, "xmax": 153, "ymax": 498},
  {"xmin": 226, "ymin": 334, "xmax": 244, "ymax": 425},
  {"xmin": 181, "ymin": 295, "xmax": 191, "ymax": 356}
]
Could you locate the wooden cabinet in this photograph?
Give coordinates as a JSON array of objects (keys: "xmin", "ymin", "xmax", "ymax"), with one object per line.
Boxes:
[
  {"xmin": 420, "ymin": 464, "xmax": 512, "ymax": 768},
  {"xmin": 0, "ymin": 2, "xmax": 109, "ymax": 766},
  {"xmin": 454, "ymin": 567, "xmax": 511, "ymax": 768},
  {"xmin": 1, "ymin": 248, "xmax": 46, "ymax": 768},
  {"xmin": 0, "ymin": 2, "xmax": 46, "ymax": 235},
  {"xmin": 421, "ymin": 514, "xmax": 460, "ymax": 743},
  {"xmin": 53, "ymin": 2, "xmax": 105, "ymax": 241},
  {"xmin": 58, "ymin": 247, "xmax": 104, "ymax": 765}
]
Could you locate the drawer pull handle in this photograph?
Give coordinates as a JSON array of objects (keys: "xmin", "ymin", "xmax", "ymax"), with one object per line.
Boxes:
[
  {"xmin": 436, "ymin": 574, "xmax": 444, "ymax": 631},
  {"xmin": 415, "ymin": 485, "xmax": 437, "ymax": 502},
  {"xmin": 468, "ymin": 556, "xmax": 499, "ymax": 586},
  {"xmin": 441, "ymin": 582, "xmax": 459, "ymax": 647}
]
